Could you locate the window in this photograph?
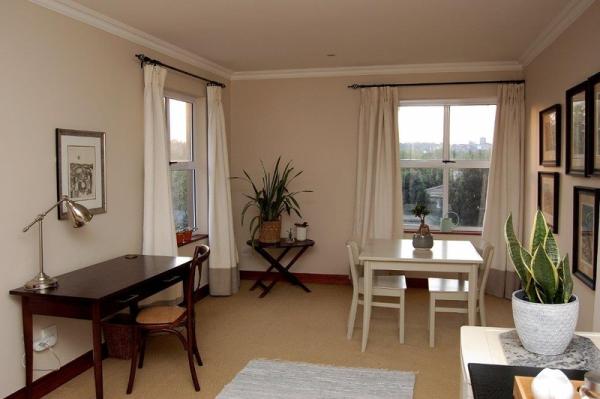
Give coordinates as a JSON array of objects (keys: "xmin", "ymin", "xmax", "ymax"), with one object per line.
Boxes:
[
  {"xmin": 165, "ymin": 94, "xmax": 200, "ymax": 231},
  {"xmin": 399, "ymin": 100, "xmax": 496, "ymax": 231}
]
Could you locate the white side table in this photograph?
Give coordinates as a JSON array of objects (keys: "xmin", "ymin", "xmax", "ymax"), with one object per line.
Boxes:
[{"xmin": 460, "ymin": 326, "xmax": 600, "ymax": 399}]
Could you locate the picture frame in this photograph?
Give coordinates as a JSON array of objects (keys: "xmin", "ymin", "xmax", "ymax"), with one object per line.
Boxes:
[
  {"xmin": 537, "ymin": 172, "xmax": 559, "ymax": 233},
  {"xmin": 573, "ymin": 186, "xmax": 598, "ymax": 290},
  {"xmin": 566, "ymin": 82, "xmax": 590, "ymax": 176},
  {"xmin": 56, "ymin": 129, "xmax": 106, "ymax": 219},
  {"xmin": 590, "ymin": 72, "xmax": 600, "ymax": 175},
  {"xmin": 539, "ymin": 104, "xmax": 561, "ymax": 166}
]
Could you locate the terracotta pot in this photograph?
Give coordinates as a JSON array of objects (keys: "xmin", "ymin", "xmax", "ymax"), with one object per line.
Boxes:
[
  {"xmin": 259, "ymin": 220, "xmax": 281, "ymax": 243},
  {"xmin": 176, "ymin": 230, "xmax": 193, "ymax": 245}
]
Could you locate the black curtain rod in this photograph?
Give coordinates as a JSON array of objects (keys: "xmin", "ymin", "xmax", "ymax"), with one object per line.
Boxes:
[
  {"xmin": 348, "ymin": 79, "xmax": 524, "ymax": 89},
  {"xmin": 135, "ymin": 54, "xmax": 226, "ymax": 88}
]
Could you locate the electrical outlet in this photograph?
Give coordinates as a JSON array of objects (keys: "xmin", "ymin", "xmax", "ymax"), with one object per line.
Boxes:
[{"xmin": 33, "ymin": 325, "xmax": 57, "ymax": 352}]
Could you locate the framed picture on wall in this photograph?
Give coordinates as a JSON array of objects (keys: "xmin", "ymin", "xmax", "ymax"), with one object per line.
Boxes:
[
  {"xmin": 537, "ymin": 172, "xmax": 559, "ymax": 233},
  {"xmin": 590, "ymin": 72, "xmax": 600, "ymax": 175},
  {"xmin": 573, "ymin": 186, "xmax": 598, "ymax": 290},
  {"xmin": 539, "ymin": 104, "xmax": 561, "ymax": 166},
  {"xmin": 56, "ymin": 129, "xmax": 106, "ymax": 219},
  {"xmin": 566, "ymin": 82, "xmax": 589, "ymax": 176}
]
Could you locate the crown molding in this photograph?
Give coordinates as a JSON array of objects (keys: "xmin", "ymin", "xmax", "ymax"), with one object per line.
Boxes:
[
  {"xmin": 28, "ymin": 0, "xmax": 232, "ymax": 79},
  {"xmin": 520, "ymin": 0, "xmax": 595, "ymax": 66},
  {"xmin": 230, "ymin": 61, "xmax": 523, "ymax": 81}
]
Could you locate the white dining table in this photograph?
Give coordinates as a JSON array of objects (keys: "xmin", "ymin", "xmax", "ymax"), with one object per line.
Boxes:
[{"xmin": 358, "ymin": 239, "xmax": 483, "ymax": 351}]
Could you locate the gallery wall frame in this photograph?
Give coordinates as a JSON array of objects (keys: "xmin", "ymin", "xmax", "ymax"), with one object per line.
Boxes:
[
  {"xmin": 573, "ymin": 186, "xmax": 599, "ymax": 290},
  {"xmin": 537, "ymin": 172, "xmax": 559, "ymax": 233},
  {"xmin": 539, "ymin": 104, "xmax": 561, "ymax": 167},
  {"xmin": 566, "ymin": 82, "xmax": 590, "ymax": 176},
  {"xmin": 56, "ymin": 128, "xmax": 106, "ymax": 220},
  {"xmin": 589, "ymin": 72, "xmax": 600, "ymax": 176}
]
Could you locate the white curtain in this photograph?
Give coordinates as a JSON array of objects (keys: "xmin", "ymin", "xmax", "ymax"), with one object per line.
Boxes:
[
  {"xmin": 482, "ymin": 83, "xmax": 525, "ymax": 299},
  {"xmin": 207, "ymin": 85, "xmax": 239, "ymax": 296},
  {"xmin": 352, "ymin": 87, "xmax": 403, "ymax": 247},
  {"xmin": 141, "ymin": 64, "xmax": 179, "ymax": 303}
]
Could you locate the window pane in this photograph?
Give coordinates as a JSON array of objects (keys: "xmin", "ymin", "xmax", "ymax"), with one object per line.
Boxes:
[
  {"xmin": 402, "ymin": 168, "xmax": 443, "ymax": 228},
  {"xmin": 399, "ymin": 106, "xmax": 444, "ymax": 160},
  {"xmin": 449, "ymin": 105, "xmax": 496, "ymax": 160},
  {"xmin": 448, "ymin": 168, "xmax": 489, "ymax": 228},
  {"xmin": 168, "ymin": 98, "xmax": 193, "ymax": 162},
  {"xmin": 171, "ymin": 170, "xmax": 195, "ymax": 230}
]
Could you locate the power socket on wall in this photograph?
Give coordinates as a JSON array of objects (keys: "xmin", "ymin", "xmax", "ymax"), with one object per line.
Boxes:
[{"xmin": 33, "ymin": 325, "xmax": 58, "ymax": 352}]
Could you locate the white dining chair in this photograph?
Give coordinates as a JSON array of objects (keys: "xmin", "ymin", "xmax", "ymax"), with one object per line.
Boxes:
[
  {"xmin": 346, "ymin": 241, "xmax": 407, "ymax": 344},
  {"xmin": 427, "ymin": 241, "xmax": 494, "ymax": 347}
]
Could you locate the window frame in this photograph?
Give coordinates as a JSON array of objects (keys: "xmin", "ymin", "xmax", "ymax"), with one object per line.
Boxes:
[
  {"xmin": 399, "ymin": 98, "xmax": 496, "ymax": 232},
  {"xmin": 165, "ymin": 90, "xmax": 203, "ymax": 231}
]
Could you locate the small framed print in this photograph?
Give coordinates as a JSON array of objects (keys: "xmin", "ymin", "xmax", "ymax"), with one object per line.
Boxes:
[
  {"xmin": 573, "ymin": 186, "xmax": 599, "ymax": 290},
  {"xmin": 539, "ymin": 104, "xmax": 561, "ymax": 166},
  {"xmin": 537, "ymin": 172, "xmax": 559, "ymax": 233},
  {"xmin": 56, "ymin": 129, "xmax": 106, "ymax": 219},
  {"xmin": 566, "ymin": 82, "xmax": 589, "ymax": 176},
  {"xmin": 590, "ymin": 72, "xmax": 600, "ymax": 175}
]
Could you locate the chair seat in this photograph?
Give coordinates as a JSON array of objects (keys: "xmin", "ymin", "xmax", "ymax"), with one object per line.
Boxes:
[
  {"xmin": 136, "ymin": 306, "xmax": 186, "ymax": 325},
  {"xmin": 359, "ymin": 275, "xmax": 407, "ymax": 292},
  {"xmin": 428, "ymin": 277, "xmax": 469, "ymax": 294}
]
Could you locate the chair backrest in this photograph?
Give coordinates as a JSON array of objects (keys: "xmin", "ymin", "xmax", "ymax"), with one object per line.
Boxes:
[
  {"xmin": 346, "ymin": 241, "xmax": 361, "ymax": 291},
  {"xmin": 476, "ymin": 240, "xmax": 494, "ymax": 292},
  {"xmin": 186, "ymin": 244, "xmax": 210, "ymax": 309}
]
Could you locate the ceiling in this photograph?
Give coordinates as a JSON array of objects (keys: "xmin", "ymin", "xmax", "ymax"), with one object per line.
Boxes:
[{"xmin": 72, "ymin": 0, "xmax": 571, "ymax": 72}]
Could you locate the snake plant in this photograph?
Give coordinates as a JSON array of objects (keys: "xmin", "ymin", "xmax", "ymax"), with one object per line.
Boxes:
[{"xmin": 504, "ymin": 210, "xmax": 573, "ymax": 304}]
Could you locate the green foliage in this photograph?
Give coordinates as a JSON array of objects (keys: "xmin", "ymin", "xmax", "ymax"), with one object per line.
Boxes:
[
  {"xmin": 234, "ymin": 157, "xmax": 312, "ymax": 241},
  {"xmin": 504, "ymin": 210, "xmax": 573, "ymax": 304}
]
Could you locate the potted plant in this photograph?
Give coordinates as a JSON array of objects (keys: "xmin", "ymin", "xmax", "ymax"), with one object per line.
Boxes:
[
  {"xmin": 505, "ymin": 210, "xmax": 578, "ymax": 355},
  {"xmin": 412, "ymin": 204, "xmax": 433, "ymax": 249},
  {"xmin": 236, "ymin": 157, "xmax": 311, "ymax": 244}
]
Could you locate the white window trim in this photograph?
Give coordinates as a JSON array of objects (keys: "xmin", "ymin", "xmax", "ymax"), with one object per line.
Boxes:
[{"xmin": 399, "ymin": 98, "xmax": 496, "ymax": 232}]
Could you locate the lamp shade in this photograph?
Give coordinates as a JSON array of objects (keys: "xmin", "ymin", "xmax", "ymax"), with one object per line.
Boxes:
[{"xmin": 64, "ymin": 199, "xmax": 93, "ymax": 228}]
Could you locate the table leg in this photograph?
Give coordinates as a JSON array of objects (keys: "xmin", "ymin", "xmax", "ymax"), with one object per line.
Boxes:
[
  {"xmin": 467, "ymin": 264, "xmax": 478, "ymax": 326},
  {"xmin": 22, "ymin": 297, "xmax": 33, "ymax": 399},
  {"xmin": 361, "ymin": 262, "xmax": 373, "ymax": 352},
  {"xmin": 92, "ymin": 303, "xmax": 103, "ymax": 399}
]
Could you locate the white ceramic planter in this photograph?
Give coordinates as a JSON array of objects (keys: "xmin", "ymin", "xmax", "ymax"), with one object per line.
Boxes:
[{"xmin": 512, "ymin": 290, "xmax": 579, "ymax": 355}]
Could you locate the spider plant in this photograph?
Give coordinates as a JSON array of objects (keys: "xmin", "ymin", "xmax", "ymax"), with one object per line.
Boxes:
[{"xmin": 235, "ymin": 157, "xmax": 312, "ymax": 241}]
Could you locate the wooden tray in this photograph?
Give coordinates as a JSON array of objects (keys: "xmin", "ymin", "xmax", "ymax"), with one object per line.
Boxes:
[{"xmin": 513, "ymin": 376, "xmax": 584, "ymax": 398}]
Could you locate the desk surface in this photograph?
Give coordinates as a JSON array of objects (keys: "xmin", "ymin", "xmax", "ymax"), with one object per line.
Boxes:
[
  {"xmin": 10, "ymin": 255, "xmax": 192, "ymax": 301},
  {"xmin": 359, "ymin": 239, "xmax": 482, "ymax": 264},
  {"xmin": 246, "ymin": 239, "xmax": 315, "ymax": 248}
]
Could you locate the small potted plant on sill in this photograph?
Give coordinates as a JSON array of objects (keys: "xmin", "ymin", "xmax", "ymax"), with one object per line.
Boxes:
[
  {"xmin": 412, "ymin": 204, "xmax": 433, "ymax": 249},
  {"xmin": 235, "ymin": 157, "xmax": 312, "ymax": 244},
  {"xmin": 505, "ymin": 210, "xmax": 578, "ymax": 355},
  {"xmin": 175, "ymin": 225, "xmax": 196, "ymax": 246}
]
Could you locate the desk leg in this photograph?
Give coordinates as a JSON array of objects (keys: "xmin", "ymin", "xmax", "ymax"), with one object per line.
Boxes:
[
  {"xmin": 361, "ymin": 262, "xmax": 373, "ymax": 352},
  {"xmin": 92, "ymin": 303, "xmax": 103, "ymax": 399},
  {"xmin": 22, "ymin": 297, "xmax": 33, "ymax": 399},
  {"xmin": 467, "ymin": 264, "xmax": 478, "ymax": 326}
]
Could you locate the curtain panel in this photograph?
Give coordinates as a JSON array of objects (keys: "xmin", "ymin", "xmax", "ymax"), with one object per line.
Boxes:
[
  {"xmin": 352, "ymin": 87, "xmax": 404, "ymax": 247},
  {"xmin": 482, "ymin": 83, "xmax": 525, "ymax": 299},
  {"xmin": 207, "ymin": 86, "xmax": 239, "ymax": 296}
]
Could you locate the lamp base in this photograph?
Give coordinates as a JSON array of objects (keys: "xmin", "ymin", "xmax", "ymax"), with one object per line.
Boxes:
[{"xmin": 24, "ymin": 272, "xmax": 58, "ymax": 291}]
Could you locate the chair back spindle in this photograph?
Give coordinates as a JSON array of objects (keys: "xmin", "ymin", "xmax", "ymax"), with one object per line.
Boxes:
[
  {"xmin": 187, "ymin": 245, "xmax": 210, "ymax": 309},
  {"xmin": 346, "ymin": 241, "xmax": 361, "ymax": 291}
]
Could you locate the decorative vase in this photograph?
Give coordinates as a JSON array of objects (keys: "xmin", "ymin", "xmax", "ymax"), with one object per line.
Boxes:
[
  {"xmin": 259, "ymin": 220, "xmax": 281, "ymax": 243},
  {"xmin": 512, "ymin": 290, "xmax": 579, "ymax": 355},
  {"xmin": 412, "ymin": 221, "xmax": 433, "ymax": 249}
]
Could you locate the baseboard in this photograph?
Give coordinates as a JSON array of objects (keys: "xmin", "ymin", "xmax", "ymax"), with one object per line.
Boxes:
[{"xmin": 239, "ymin": 270, "xmax": 428, "ymax": 288}]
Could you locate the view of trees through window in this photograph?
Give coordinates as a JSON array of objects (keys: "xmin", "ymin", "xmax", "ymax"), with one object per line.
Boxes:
[{"xmin": 399, "ymin": 104, "xmax": 495, "ymax": 230}]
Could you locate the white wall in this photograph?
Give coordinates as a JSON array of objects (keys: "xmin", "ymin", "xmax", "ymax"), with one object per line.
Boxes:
[
  {"xmin": 0, "ymin": 1, "xmax": 228, "ymax": 396},
  {"xmin": 523, "ymin": 1, "xmax": 600, "ymax": 330}
]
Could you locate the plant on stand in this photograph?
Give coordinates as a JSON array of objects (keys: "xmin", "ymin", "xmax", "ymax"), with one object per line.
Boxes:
[
  {"xmin": 236, "ymin": 157, "xmax": 311, "ymax": 244},
  {"xmin": 505, "ymin": 210, "xmax": 578, "ymax": 355},
  {"xmin": 412, "ymin": 204, "xmax": 433, "ymax": 249}
]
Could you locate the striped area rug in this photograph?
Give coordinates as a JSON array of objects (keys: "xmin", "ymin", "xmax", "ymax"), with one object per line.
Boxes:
[{"xmin": 217, "ymin": 359, "xmax": 416, "ymax": 399}]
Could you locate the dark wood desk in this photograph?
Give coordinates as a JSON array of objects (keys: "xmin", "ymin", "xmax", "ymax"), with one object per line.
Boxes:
[
  {"xmin": 246, "ymin": 239, "xmax": 315, "ymax": 298},
  {"xmin": 10, "ymin": 255, "xmax": 193, "ymax": 399}
]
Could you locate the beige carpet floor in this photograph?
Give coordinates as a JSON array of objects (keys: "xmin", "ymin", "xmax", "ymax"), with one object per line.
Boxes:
[{"xmin": 46, "ymin": 280, "xmax": 513, "ymax": 398}]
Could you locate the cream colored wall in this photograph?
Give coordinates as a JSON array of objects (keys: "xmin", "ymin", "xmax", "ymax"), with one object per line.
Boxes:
[
  {"xmin": 230, "ymin": 70, "xmax": 521, "ymax": 276},
  {"xmin": 523, "ymin": 1, "xmax": 600, "ymax": 331},
  {"xmin": 0, "ymin": 1, "xmax": 228, "ymax": 396}
]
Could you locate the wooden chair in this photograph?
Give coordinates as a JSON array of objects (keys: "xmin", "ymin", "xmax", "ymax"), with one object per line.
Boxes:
[
  {"xmin": 126, "ymin": 245, "xmax": 210, "ymax": 394},
  {"xmin": 427, "ymin": 241, "xmax": 494, "ymax": 347},
  {"xmin": 346, "ymin": 241, "xmax": 407, "ymax": 344}
]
